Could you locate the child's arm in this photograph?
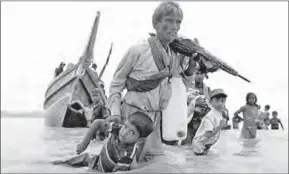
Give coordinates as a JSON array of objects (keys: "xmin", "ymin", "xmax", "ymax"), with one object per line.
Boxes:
[
  {"xmin": 269, "ymin": 118, "xmax": 273, "ymax": 125},
  {"xmin": 203, "ymin": 119, "xmax": 226, "ymax": 138},
  {"xmin": 234, "ymin": 106, "xmax": 244, "ymax": 117},
  {"xmin": 233, "ymin": 115, "xmax": 243, "ymax": 123},
  {"xmin": 279, "ymin": 119, "xmax": 284, "ymax": 130},
  {"xmin": 239, "ymin": 116, "xmax": 244, "ymax": 121},
  {"xmin": 76, "ymin": 119, "xmax": 105, "ymax": 154},
  {"xmin": 68, "ymin": 101, "xmax": 85, "ymax": 114},
  {"xmin": 67, "ymin": 103, "xmax": 78, "ymax": 113},
  {"xmin": 101, "ymin": 105, "xmax": 110, "ymax": 119}
]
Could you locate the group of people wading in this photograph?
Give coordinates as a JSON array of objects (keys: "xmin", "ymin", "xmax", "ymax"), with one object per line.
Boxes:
[{"xmin": 52, "ymin": 1, "xmax": 284, "ymax": 172}]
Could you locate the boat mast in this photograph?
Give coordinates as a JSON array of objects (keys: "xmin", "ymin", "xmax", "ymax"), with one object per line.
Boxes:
[{"xmin": 79, "ymin": 11, "xmax": 101, "ymax": 68}]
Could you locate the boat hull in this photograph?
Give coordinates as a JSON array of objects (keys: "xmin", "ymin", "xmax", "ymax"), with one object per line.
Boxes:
[
  {"xmin": 44, "ymin": 94, "xmax": 71, "ymax": 127},
  {"xmin": 43, "ymin": 64, "xmax": 100, "ymax": 127}
]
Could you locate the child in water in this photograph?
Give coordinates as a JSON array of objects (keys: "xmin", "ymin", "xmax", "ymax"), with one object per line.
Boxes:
[
  {"xmin": 269, "ymin": 111, "xmax": 284, "ymax": 130},
  {"xmin": 234, "ymin": 92, "xmax": 260, "ymax": 139},
  {"xmin": 191, "ymin": 89, "xmax": 228, "ymax": 155},
  {"xmin": 262, "ymin": 105, "xmax": 271, "ymax": 129},
  {"xmin": 87, "ymin": 88, "xmax": 110, "ymax": 125},
  {"xmin": 52, "ymin": 111, "xmax": 154, "ymax": 172}
]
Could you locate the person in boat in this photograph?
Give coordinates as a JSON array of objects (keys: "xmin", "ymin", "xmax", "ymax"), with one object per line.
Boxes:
[
  {"xmin": 232, "ymin": 114, "xmax": 244, "ymax": 129},
  {"xmin": 54, "ymin": 62, "xmax": 66, "ymax": 77},
  {"xmin": 52, "ymin": 111, "xmax": 154, "ymax": 172},
  {"xmin": 99, "ymin": 80, "xmax": 107, "ymax": 99},
  {"xmin": 67, "ymin": 63, "xmax": 75, "ymax": 69},
  {"xmin": 92, "ymin": 63, "xmax": 97, "ymax": 71},
  {"xmin": 85, "ymin": 62, "xmax": 100, "ymax": 87},
  {"xmin": 191, "ymin": 89, "xmax": 228, "ymax": 155},
  {"xmin": 269, "ymin": 111, "xmax": 284, "ymax": 130},
  {"xmin": 234, "ymin": 92, "xmax": 261, "ymax": 139},
  {"xmin": 107, "ymin": 1, "xmax": 198, "ymax": 163}
]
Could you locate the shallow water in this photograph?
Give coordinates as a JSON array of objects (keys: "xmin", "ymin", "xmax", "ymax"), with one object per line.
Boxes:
[{"xmin": 1, "ymin": 117, "xmax": 288, "ymax": 173}]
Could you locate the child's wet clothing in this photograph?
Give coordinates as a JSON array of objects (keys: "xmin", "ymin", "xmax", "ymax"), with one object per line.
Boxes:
[
  {"xmin": 239, "ymin": 105, "xmax": 259, "ymax": 139},
  {"xmin": 192, "ymin": 108, "xmax": 223, "ymax": 155},
  {"xmin": 270, "ymin": 118, "xmax": 282, "ymax": 130},
  {"xmin": 52, "ymin": 122, "xmax": 138, "ymax": 172}
]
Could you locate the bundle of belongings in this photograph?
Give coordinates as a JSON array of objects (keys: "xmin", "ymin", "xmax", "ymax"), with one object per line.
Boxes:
[{"xmin": 185, "ymin": 89, "xmax": 211, "ymax": 144}]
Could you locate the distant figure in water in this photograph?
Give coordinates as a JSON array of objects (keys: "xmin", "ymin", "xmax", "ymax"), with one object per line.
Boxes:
[
  {"xmin": 256, "ymin": 105, "xmax": 263, "ymax": 130},
  {"xmin": 262, "ymin": 105, "xmax": 271, "ymax": 130},
  {"xmin": 234, "ymin": 92, "xmax": 260, "ymax": 139},
  {"xmin": 54, "ymin": 62, "xmax": 66, "ymax": 77},
  {"xmin": 269, "ymin": 111, "xmax": 284, "ymax": 130}
]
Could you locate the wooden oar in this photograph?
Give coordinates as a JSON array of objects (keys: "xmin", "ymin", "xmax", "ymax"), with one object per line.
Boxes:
[{"xmin": 99, "ymin": 43, "xmax": 113, "ymax": 79}]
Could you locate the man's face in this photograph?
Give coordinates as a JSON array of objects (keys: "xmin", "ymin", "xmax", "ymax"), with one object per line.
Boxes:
[
  {"xmin": 155, "ymin": 11, "xmax": 182, "ymax": 44},
  {"xmin": 194, "ymin": 71, "xmax": 206, "ymax": 83}
]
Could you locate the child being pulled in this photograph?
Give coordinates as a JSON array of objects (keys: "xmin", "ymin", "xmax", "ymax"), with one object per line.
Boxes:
[
  {"xmin": 234, "ymin": 92, "xmax": 260, "ymax": 139},
  {"xmin": 52, "ymin": 111, "xmax": 154, "ymax": 172},
  {"xmin": 191, "ymin": 89, "xmax": 228, "ymax": 155}
]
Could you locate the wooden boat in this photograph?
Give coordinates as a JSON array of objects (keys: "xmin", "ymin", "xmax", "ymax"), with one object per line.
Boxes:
[{"xmin": 43, "ymin": 12, "xmax": 103, "ymax": 127}]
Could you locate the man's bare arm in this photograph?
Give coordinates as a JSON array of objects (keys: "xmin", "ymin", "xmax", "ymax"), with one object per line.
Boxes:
[{"xmin": 107, "ymin": 45, "xmax": 140, "ymax": 117}]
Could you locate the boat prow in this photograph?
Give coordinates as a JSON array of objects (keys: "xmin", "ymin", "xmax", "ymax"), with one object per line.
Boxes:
[{"xmin": 43, "ymin": 11, "xmax": 103, "ymax": 128}]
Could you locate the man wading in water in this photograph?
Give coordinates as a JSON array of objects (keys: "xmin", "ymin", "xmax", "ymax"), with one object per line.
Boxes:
[
  {"xmin": 107, "ymin": 1, "xmax": 198, "ymax": 168},
  {"xmin": 182, "ymin": 66, "xmax": 211, "ymax": 145}
]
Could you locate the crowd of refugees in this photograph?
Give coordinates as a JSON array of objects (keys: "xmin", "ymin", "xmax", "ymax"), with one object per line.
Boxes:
[{"xmin": 51, "ymin": 1, "xmax": 284, "ymax": 172}]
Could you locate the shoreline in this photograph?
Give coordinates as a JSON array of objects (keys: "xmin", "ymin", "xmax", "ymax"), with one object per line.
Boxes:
[
  {"xmin": 1, "ymin": 115, "xmax": 44, "ymax": 118},
  {"xmin": 1, "ymin": 110, "xmax": 44, "ymax": 118}
]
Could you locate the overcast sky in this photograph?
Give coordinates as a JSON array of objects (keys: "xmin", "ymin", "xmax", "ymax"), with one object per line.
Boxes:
[{"xmin": 1, "ymin": 1, "xmax": 288, "ymax": 126}]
